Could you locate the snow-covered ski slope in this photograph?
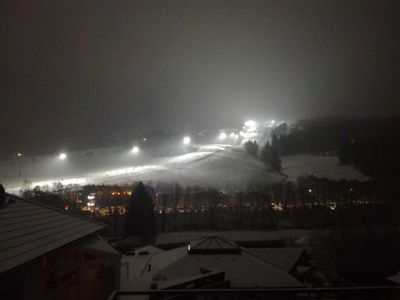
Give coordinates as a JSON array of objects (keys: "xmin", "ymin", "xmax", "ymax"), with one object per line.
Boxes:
[
  {"xmin": 282, "ymin": 154, "xmax": 369, "ymax": 182},
  {"xmin": 1, "ymin": 144, "xmax": 282, "ymax": 194},
  {"xmin": 0, "ymin": 144, "xmax": 367, "ymax": 195}
]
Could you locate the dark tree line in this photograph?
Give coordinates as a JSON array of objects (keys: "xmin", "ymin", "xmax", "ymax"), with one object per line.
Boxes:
[
  {"xmin": 338, "ymin": 136, "xmax": 400, "ymax": 181},
  {"xmin": 149, "ymin": 177, "xmax": 400, "ymax": 231},
  {"xmin": 260, "ymin": 135, "xmax": 282, "ymax": 172},
  {"xmin": 244, "ymin": 140, "xmax": 258, "ymax": 158},
  {"xmin": 244, "ymin": 139, "xmax": 282, "ymax": 172},
  {"xmin": 270, "ymin": 117, "xmax": 400, "ymax": 156},
  {"xmin": 20, "ymin": 176, "xmax": 400, "ymax": 235}
]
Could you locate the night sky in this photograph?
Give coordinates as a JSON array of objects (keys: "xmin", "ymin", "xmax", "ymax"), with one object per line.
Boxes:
[{"xmin": 1, "ymin": 0, "xmax": 399, "ymax": 155}]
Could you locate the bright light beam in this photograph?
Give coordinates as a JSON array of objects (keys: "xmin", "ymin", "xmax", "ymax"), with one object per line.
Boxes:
[
  {"xmin": 219, "ymin": 132, "xmax": 227, "ymax": 140},
  {"xmin": 131, "ymin": 146, "xmax": 140, "ymax": 154},
  {"xmin": 183, "ymin": 136, "xmax": 191, "ymax": 145},
  {"xmin": 59, "ymin": 153, "xmax": 67, "ymax": 160},
  {"xmin": 244, "ymin": 120, "xmax": 257, "ymax": 129}
]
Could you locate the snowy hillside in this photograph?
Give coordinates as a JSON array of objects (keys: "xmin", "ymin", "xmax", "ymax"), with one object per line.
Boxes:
[
  {"xmin": 0, "ymin": 142, "xmax": 368, "ymax": 195},
  {"xmin": 1, "ymin": 144, "xmax": 283, "ymax": 194},
  {"xmin": 282, "ymin": 154, "xmax": 369, "ymax": 182}
]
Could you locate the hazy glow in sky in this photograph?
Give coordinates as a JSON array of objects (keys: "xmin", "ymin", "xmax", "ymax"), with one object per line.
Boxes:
[{"xmin": 0, "ymin": 0, "xmax": 398, "ymax": 154}]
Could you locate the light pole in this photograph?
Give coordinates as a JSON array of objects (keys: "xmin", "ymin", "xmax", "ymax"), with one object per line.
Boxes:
[
  {"xmin": 128, "ymin": 146, "xmax": 140, "ymax": 175},
  {"xmin": 58, "ymin": 153, "xmax": 67, "ymax": 180},
  {"xmin": 17, "ymin": 153, "xmax": 23, "ymax": 178}
]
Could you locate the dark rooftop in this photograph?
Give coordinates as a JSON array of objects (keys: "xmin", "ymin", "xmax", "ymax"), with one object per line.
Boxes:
[
  {"xmin": 140, "ymin": 236, "xmax": 304, "ymax": 288},
  {"xmin": 0, "ymin": 195, "xmax": 105, "ymax": 276},
  {"xmin": 189, "ymin": 236, "xmax": 242, "ymax": 254}
]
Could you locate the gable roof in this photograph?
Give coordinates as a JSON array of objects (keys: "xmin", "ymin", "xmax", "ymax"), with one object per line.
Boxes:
[
  {"xmin": 84, "ymin": 236, "xmax": 121, "ymax": 256},
  {"xmin": 153, "ymin": 250, "xmax": 303, "ymax": 288},
  {"xmin": 0, "ymin": 196, "xmax": 105, "ymax": 276},
  {"xmin": 141, "ymin": 235, "xmax": 304, "ymax": 288},
  {"xmin": 245, "ymin": 247, "xmax": 306, "ymax": 273},
  {"xmin": 189, "ymin": 236, "xmax": 241, "ymax": 254}
]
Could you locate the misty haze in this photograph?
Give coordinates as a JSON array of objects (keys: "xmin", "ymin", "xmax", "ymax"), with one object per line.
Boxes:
[{"xmin": 0, "ymin": 1, "xmax": 399, "ymax": 300}]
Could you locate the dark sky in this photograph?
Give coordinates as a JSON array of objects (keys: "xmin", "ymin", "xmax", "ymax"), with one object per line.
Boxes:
[{"xmin": 1, "ymin": 0, "xmax": 399, "ymax": 154}]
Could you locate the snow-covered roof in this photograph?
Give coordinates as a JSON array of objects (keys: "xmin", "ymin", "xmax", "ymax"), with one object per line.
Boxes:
[
  {"xmin": 156, "ymin": 229, "xmax": 312, "ymax": 245},
  {"xmin": 134, "ymin": 245, "xmax": 163, "ymax": 256},
  {"xmin": 0, "ymin": 196, "xmax": 105, "ymax": 276},
  {"xmin": 388, "ymin": 272, "xmax": 400, "ymax": 285},
  {"xmin": 84, "ymin": 236, "xmax": 120, "ymax": 255},
  {"xmin": 245, "ymin": 247, "xmax": 306, "ymax": 272},
  {"xmin": 189, "ymin": 236, "xmax": 241, "ymax": 254},
  {"xmin": 142, "ymin": 236, "xmax": 304, "ymax": 288}
]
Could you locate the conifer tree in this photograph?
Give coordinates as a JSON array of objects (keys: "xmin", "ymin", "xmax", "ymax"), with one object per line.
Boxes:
[{"xmin": 124, "ymin": 182, "xmax": 157, "ymax": 242}]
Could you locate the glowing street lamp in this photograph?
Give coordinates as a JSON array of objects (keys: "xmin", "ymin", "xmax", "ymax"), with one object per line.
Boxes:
[
  {"xmin": 59, "ymin": 153, "xmax": 67, "ymax": 160},
  {"xmin": 58, "ymin": 152, "xmax": 67, "ymax": 180},
  {"xmin": 17, "ymin": 153, "xmax": 23, "ymax": 177},
  {"xmin": 219, "ymin": 132, "xmax": 227, "ymax": 140},
  {"xmin": 244, "ymin": 120, "xmax": 257, "ymax": 129},
  {"xmin": 244, "ymin": 120, "xmax": 258, "ymax": 133},
  {"xmin": 183, "ymin": 136, "xmax": 191, "ymax": 145},
  {"xmin": 131, "ymin": 146, "xmax": 140, "ymax": 154}
]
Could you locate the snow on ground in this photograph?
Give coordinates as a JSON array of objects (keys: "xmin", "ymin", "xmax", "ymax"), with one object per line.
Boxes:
[
  {"xmin": 282, "ymin": 154, "xmax": 369, "ymax": 182},
  {"xmin": 84, "ymin": 146, "xmax": 283, "ymax": 191},
  {"xmin": 1, "ymin": 144, "xmax": 283, "ymax": 194},
  {"xmin": 155, "ymin": 229, "xmax": 312, "ymax": 245},
  {"xmin": 0, "ymin": 146, "xmax": 368, "ymax": 195},
  {"xmin": 120, "ymin": 229, "xmax": 312, "ymax": 292}
]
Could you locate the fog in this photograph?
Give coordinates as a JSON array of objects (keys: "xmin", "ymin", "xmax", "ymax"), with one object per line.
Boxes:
[{"xmin": 1, "ymin": 0, "xmax": 398, "ymax": 155}]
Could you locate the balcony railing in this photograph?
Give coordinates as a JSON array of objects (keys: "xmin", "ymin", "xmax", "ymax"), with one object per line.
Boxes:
[{"xmin": 108, "ymin": 286, "xmax": 400, "ymax": 300}]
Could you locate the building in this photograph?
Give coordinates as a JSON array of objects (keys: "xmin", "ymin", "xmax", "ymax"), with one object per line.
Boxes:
[
  {"xmin": 121, "ymin": 235, "xmax": 305, "ymax": 293},
  {"xmin": 0, "ymin": 195, "xmax": 121, "ymax": 300}
]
